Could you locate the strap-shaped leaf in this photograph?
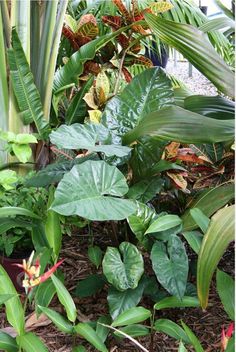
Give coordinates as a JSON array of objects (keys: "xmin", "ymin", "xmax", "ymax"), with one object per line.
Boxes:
[
  {"xmin": 74, "ymin": 323, "xmax": 108, "ymax": 352},
  {"xmin": 8, "ymin": 29, "xmax": 49, "ymax": 137},
  {"xmin": 197, "ymin": 205, "xmax": 235, "ymax": 309},
  {"xmin": 123, "ymin": 106, "xmax": 234, "ymax": 145},
  {"xmin": 0, "ymin": 332, "xmax": 18, "ymax": 352},
  {"xmin": 51, "ymin": 160, "xmax": 136, "ymax": 221},
  {"xmin": 144, "ymin": 14, "xmax": 234, "ymax": 97},
  {"xmin": 38, "ymin": 306, "xmax": 74, "ymax": 334},
  {"xmin": 216, "ymin": 270, "xmax": 234, "ymax": 320},
  {"xmin": 0, "ymin": 266, "xmax": 24, "ymax": 335},
  {"xmin": 16, "ymin": 333, "xmax": 48, "ymax": 352}
]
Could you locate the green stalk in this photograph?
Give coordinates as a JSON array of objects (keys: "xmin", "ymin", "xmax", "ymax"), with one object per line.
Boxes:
[
  {"xmin": 0, "ymin": 0, "xmax": 11, "ymax": 48},
  {"xmin": 0, "ymin": 5, "xmax": 8, "ymax": 163},
  {"xmin": 43, "ymin": 0, "xmax": 68, "ymax": 120},
  {"xmin": 36, "ymin": 0, "xmax": 58, "ymax": 98},
  {"xmin": 30, "ymin": 0, "xmax": 40, "ymax": 79}
]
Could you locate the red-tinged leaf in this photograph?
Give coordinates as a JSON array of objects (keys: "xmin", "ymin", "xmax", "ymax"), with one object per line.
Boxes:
[
  {"xmin": 131, "ymin": 0, "xmax": 140, "ymax": 18},
  {"xmin": 76, "ymin": 34, "xmax": 91, "ymax": 46},
  {"xmin": 131, "ymin": 24, "xmax": 148, "ymax": 35},
  {"xmin": 165, "ymin": 142, "xmax": 180, "ymax": 159},
  {"xmin": 113, "ymin": 0, "xmax": 132, "ymax": 22},
  {"xmin": 167, "ymin": 172, "xmax": 188, "ymax": 191},
  {"xmin": 79, "ymin": 14, "xmax": 97, "ymax": 27},
  {"xmin": 117, "ymin": 33, "xmax": 130, "ymax": 49},
  {"xmin": 102, "ymin": 16, "xmax": 122, "ymax": 30},
  {"xmin": 39, "ymin": 259, "xmax": 64, "ymax": 284},
  {"xmin": 193, "ymin": 166, "xmax": 225, "ymax": 189},
  {"xmin": 175, "ymin": 154, "xmax": 207, "ymax": 164},
  {"xmin": 226, "ymin": 323, "xmax": 234, "ymax": 338},
  {"xmin": 122, "ymin": 67, "xmax": 132, "ymax": 83},
  {"xmin": 77, "ymin": 22, "xmax": 99, "ymax": 40},
  {"xmin": 133, "ymin": 56, "xmax": 153, "ymax": 67},
  {"xmin": 62, "ymin": 26, "xmax": 80, "ymax": 50},
  {"xmin": 84, "ymin": 61, "xmax": 101, "ymax": 75},
  {"xmin": 130, "ymin": 41, "xmax": 141, "ymax": 54}
]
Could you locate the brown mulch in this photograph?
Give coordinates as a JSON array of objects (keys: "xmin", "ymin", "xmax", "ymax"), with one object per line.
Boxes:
[{"xmin": 0, "ymin": 225, "xmax": 234, "ymax": 352}]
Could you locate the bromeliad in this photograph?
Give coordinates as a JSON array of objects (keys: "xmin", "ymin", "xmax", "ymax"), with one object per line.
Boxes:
[{"xmin": 14, "ymin": 251, "xmax": 64, "ymax": 291}]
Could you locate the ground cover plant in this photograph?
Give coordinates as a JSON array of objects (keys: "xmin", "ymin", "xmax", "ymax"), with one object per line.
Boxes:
[{"xmin": 0, "ymin": 0, "xmax": 235, "ymax": 351}]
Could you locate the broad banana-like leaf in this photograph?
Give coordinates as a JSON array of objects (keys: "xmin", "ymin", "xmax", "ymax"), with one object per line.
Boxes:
[
  {"xmin": 123, "ymin": 106, "xmax": 234, "ymax": 145},
  {"xmin": 144, "ymin": 14, "xmax": 234, "ymax": 97},
  {"xmin": 102, "ymin": 67, "xmax": 174, "ymax": 143},
  {"xmin": 182, "ymin": 183, "xmax": 234, "ymax": 231},
  {"xmin": 184, "ymin": 95, "xmax": 235, "ymax": 120},
  {"xmin": 51, "ymin": 160, "xmax": 136, "ymax": 221},
  {"xmin": 53, "ymin": 27, "xmax": 129, "ymax": 93},
  {"xmin": 8, "ymin": 29, "xmax": 50, "ymax": 137},
  {"xmin": 197, "ymin": 205, "xmax": 235, "ymax": 309}
]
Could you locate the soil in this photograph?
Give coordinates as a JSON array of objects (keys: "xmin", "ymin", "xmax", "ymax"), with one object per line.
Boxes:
[{"xmin": 1, "ymin": 223, "xmax": 233, "ymax": 352}]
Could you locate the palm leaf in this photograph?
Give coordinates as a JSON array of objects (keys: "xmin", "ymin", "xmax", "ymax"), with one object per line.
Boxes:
[{"xmin": 144, "ymin": 13, "xmax": 234, "ymax": 97}]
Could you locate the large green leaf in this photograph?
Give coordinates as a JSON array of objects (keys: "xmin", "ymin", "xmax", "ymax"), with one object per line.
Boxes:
[
  {"xmin": 114, "ymin": 324, "xmax": 150, "ymax": 338},
  {"xmin": 111, "ymin": 306, "xmax": 151, "ymax": 327},
  {"xmin": 108, "ymin": 284, "xmax": 145, "ymax": 320},
  {"xmin": 154, "ymin": 296, "xmax": 200, "ymax": 310},
  {"xmin": 216, "ymin": 270, "xmax": 235, "ymax": 320},
  {"xmin": 102, "ymin": 67, "xmax": 174, "ymax": 143},
  {"xmin": 8, "ymin": 29, "xmax": 49, "ymax": 137},
  {"xmin": 0, "ymin": 332, "xmax": 18, "ymax": 352},
  {"xmin": 0, "ymin": 206, "xmax": 41, "ymax": 220},
  {"xmin": 154, "ymin": 319, "xmax": 190, "ymax": 344},
  {"xmin": 198, "ymin": 16, "xmax": 235, "ymax": 32},
  {"xmin": 38, "ymin": 306, "xmax": 74, "ymax": 334},
  {"xmin": 51, "ymin": 161, "xmax": 136, "ymax": 221},
  {"xmin": 182, "ymin": 183, "xmax": 234, "ymax": 231},
  {"xmin": 74, "ymin": 323, "xmax": 108, "ymax": 352},
  {"xmin": 127, "ymin": 178, "xmax": 164, "ymax": 204},
  {"xmin": 184, "ymin": 95, "xmax": 235, "ymax": 120},
  {"xmin": 53, "ymin": 28, "xmax": 128, "ymax": 93},
  {"xmin": 102, "ymin": 242, "xmax": 144, "ymax": 291},
  {"xmin": 50, "ymin": 123, "xmax": 131, "ymax": 157},
  {"xmin": 197, "ymin": 205, "xmax": 235, "ymax": 309},
  {"xmin": 190, "ymin": 208, "xmax": 210, "ymax": 234},
  {"xmin": 127, "ymin": 202, "xmax": 157, "ymax": 247},
  {"xmin": 182, "ymin": 231, "xmax": 203, "ymax": 254},
  {"xmin": 145, "ymin": 14, "xmax": 234, "ymax": 97},
  {"xmin": 16, "ymin": 333, "xmax": 48, "ymax": 352},
  {"xmin": 51, "ymin": 274, "xmax": 77, "ymax": 322},
  {"xmin": 75, "ymin": 274, "xmax": 105, "ymax": 298},
  {"xmin": 35, "ymin": 279, "xmax": 56, "ymax": 315},
  {"xmin": 123, "ymin": 106, "xmax": 234, "ymax": 145},
  {"xmin": 151, "ymin": 236, "xmax": 188, "ymax": 299},
  {"xmin": 0, "ymin": 265, "xmax": 24, "ymax": 335},
  {"xmin": 145, "ymin": 215, "xmax": 182, "ymax": 234}
]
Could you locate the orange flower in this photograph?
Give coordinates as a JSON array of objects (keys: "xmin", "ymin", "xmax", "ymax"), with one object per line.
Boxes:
[{"xmin": 14, "ymin": 251, "xmax": 64, "ymax": 292}]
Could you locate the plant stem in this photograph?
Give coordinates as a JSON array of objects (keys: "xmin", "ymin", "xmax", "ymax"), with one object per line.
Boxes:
[{"xmin": 113, "ymin": 48, "xmax": 128, "ymax": 96}]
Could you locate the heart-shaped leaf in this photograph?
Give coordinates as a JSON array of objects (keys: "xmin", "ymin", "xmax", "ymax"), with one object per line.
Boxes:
[
  {"xmin": 102, "ymin": 242, "xmax": 144, "ymax": 291},
  {"xmin": 88, "ymin": 246, "xmax": 103, "ymax": 268},
  {"xmin": 151, "ymin": 236, "xmax": 188, "ymax": 298},
  {"xmin": 51, "ymin": 161, "xmax": 136, "ymax": 221}
]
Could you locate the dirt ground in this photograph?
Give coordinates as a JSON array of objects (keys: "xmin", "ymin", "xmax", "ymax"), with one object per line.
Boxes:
[{"xmin": 1, "ymin": 224, "xmax": 233, "ymax": 352}]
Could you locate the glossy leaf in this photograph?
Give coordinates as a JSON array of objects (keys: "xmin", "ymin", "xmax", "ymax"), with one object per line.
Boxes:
[
  {"xmin": 0, "ymin": 332, "xmax": 18, "ymax": 352},
  {"xmin": 112, "ymin": 306, "xmax": 151, "ymax": 327},
  {"xmin": 16, "ymin": 333, "xmax": 48, "ymax": 352},
  {"xmin": 53, "ymin": 28, "xmax": 127, "ymax": 93},
  {"xmin": 190, "ymin": 208, "xmax": 210, "ymax": 234},
  {"xmin": 154, "ymin": 296, "xmax": 199, "ymax": 310},
  {"xmin": 38, "ymin": 306, "xmax": 73, "ymax": 334},
  {"xmin": 182, "ymin": 183, "xmax": 234, "ymax": 231},
  {"xmin": 184, "ymin": 95, "xmax": 235, "ymax": 120},
  {"xmin": 74, "ymin": 323, "xmax": 108, "ymax": 352},
  {"xmin": 65, "ymin": 76, "xmax": 94, "ymax": 125},
  {"xmin": 127, "ymin": 178, "xmax": 164, "ymax": 203},
  {"xmin": 88, "ymin": 246, "xmax": 103, "ymax": 268},
  {"xmin": 8, "ymin": 29, "xmax": 49, "ymax": 137},
  {"xmin": 45, "ymin": 187, "xmax": 62, "ymax": 261},
  {"xmin": 108, "ymin": 284, "xmax": 144, "ymax": 320},
  {"xmin": 123, "ymin": 106, "xmax": 234, "ymax": 145},
  {"xmin": 50, "ymin": 123, "xmax": 131, "ymax": 157},
  {"xmin": 127, "ymin": 202, "xmax": 157, "ymax": 247},
  {"xmin": 181, "ymin": 321, "xmax": 204, "ymax": 352},
  {"xmin": 145, "ymin": 215, "xmax": 182, "ymax": 234},
  {"xmin": 102, "ymin": 67, "xmax": 174, "ymax": 143},
  {"xmin": 51, "ymin": 161, "xmax": 136, "ymax": 221},
  {"xmin": 12, "ymin": 144, "xmax": 32, "ymax": 163},
  {"xmin": 216, "ymin": 270, "xmax": 234, "ymax": 320},
  {"xmin": 197, "ymin": 205, "xmax": 235, "ymax": 309},
  {"xmin": 182, "ymin": 231, "xmax": 203, "ymax": 254},
  {"xmin": 0, "ymin": 266, "xmax": 24, "ymax": 335},
  {"xmin": 102, "ymin": 242, "xmax": 144, "ymax": 291},
  {"xmin": 51, "ymin": 274, "xmax": 77, "ymax": 322},
  {"xmin": 114, "ymin": 324, "xmax": 150, "ymax": 338},
  {"xmin": 35, "ymin": 279, "xmax": 56, "ymax": 315},
  {"xmin": 151, "ymin": 236, "xmax": 188, "ymax": 299},
  {"xmin": 145, "ymin": 14, "xmax": 234, "ymax": 97},
  {"xmin": 154, "ymin": 319, "xmax": 190, "ymax": 344}
]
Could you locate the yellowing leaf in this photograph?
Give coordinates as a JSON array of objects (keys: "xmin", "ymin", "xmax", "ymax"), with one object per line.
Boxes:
[
  {"xmin": 96, "ymin": 71, "xmax": 110, "ymax": 104},
  {"xmin": 167, "ymin": 172, "xmax": 188, "ymax": 191},
  {"xmin": 150, "ymin": 1, "xmax": 173, "ymax": 14},
  {"xmin": 83, "ymin": 87, "xmax": 98, "ymax": 109},
  {"xmin": 88, "ymin": 110, "xmax": 102, "ymax": 124}
]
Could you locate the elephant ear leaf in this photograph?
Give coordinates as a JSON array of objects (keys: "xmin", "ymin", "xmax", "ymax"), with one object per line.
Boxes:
[
  {"xmin": 8, "ymin": 28, "xmax": 50, "ymax": 138},
  {"xmin": 101, "ymin": 67, "xmax": 174, "ymax": 143},
  {"xmin": 144, "ymin": 13, "xmax": 234, "ymax": 97},
  {"xmin": 51, "ymin": 160, "xmax": 136, "ymax": 221}
]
